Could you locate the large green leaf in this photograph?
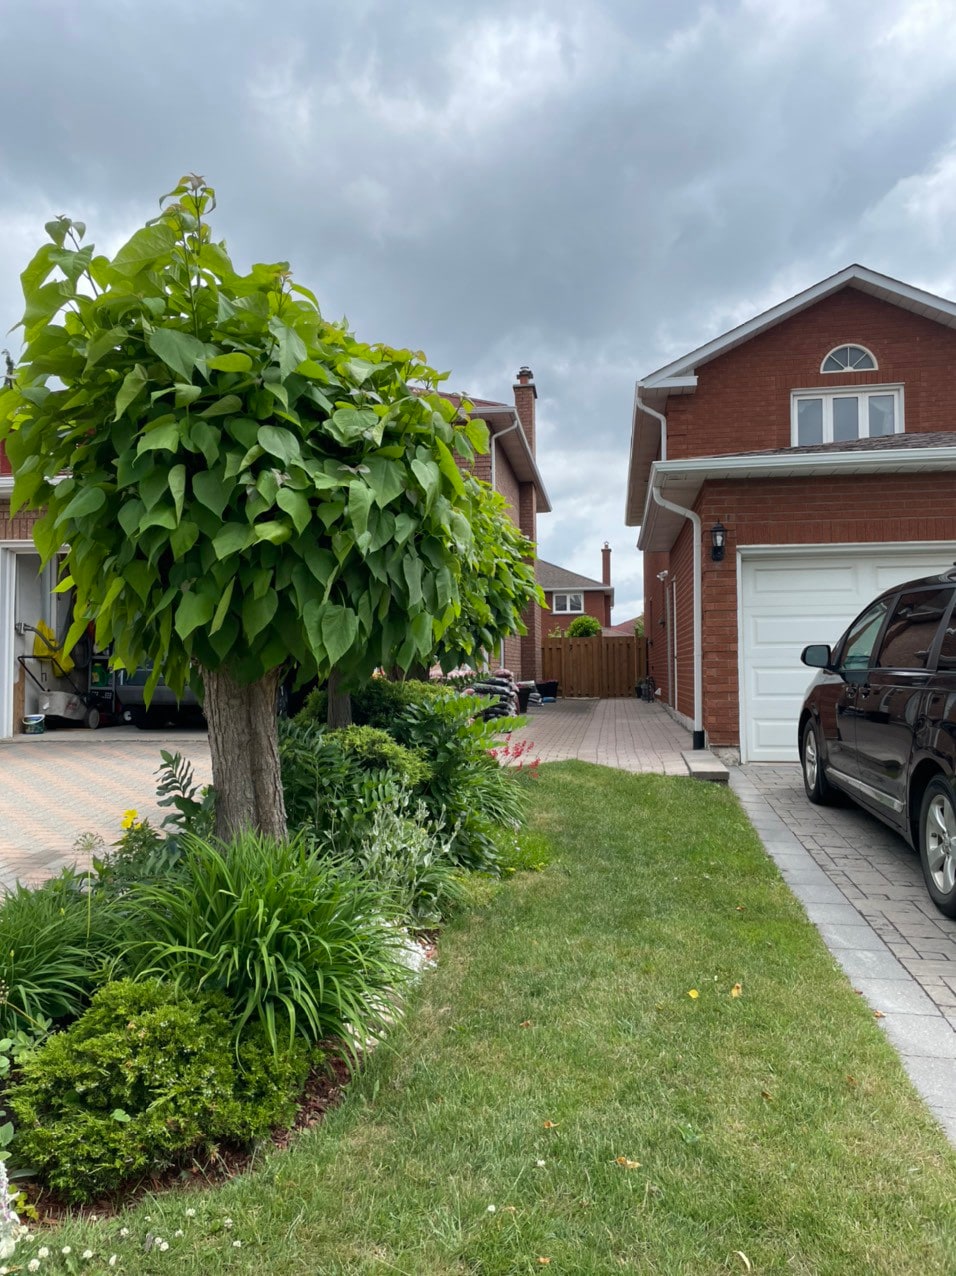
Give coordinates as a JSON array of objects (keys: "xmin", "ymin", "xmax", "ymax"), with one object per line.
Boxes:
[
  {"xmin": 147, "ymin": 327, "xmax": 208, "ymax": 382},
  {"xmin": 207, "ymin": 352, "xmax": 253, "ymax": 372},
  {"xmin": 168, "ymin": 464, "xmax": 186, "ymax": 523},
  {"xmin": 174, "ymin": 587, "xmax": 216, "ymax": 640},
  {"xmin": 136, "ymin": 422, "xmax": 180, "ymax": 455},
  {"xmin": 114, "ymin": 365, "xmax": 148, "ymax": 420},
  {"xmin": 276, "ymin": 487, "xmax": 310, "ymax": 534},
  {"xmin": 258, "ymin": 424, "xmax": 301, "ymax": 466},
  {"xmin": 192, "ymin": 471, "xmax": 231, "ymax": 519},
  {"xmin": 212, "ymin": 523, "xmax": 255, "ymax": 559},
  {"xmin": 242, "ymin": 588, "xmax": 278, "ymax": 642},
  {"xmin": 111, "ymin": 223, "xmax": 178, "ymax": 277},
  {"xmin": 56, "ymin": 486, "xmax": 106, "ymax": 524},
  {"xmin": 268, "ymin": 318, "xmax": 308, "ymax": 380}
]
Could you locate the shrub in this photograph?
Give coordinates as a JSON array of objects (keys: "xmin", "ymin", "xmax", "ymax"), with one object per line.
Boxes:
[
  {"xmin": 280, "ymin": 719, "xmax": 410, "ymax": 851},
  {"xmin": 298, "ymin": 677, "xmax": 445, "ymax": 730},
  {"xmin": 9, "ymin": 980, "xmax": 309, "ymax": 1203},
  {"xmin": 336, "ymin": 725, "xmax": 431, "ymax": 788},
  {"xmin": 0, "ymin": 871, "xmax": 116, "ymax": 1034},
  {"xmin": 124, "ymin": 832, "xmax": 409, "ymax": 1054},
  {"xmin": 565, "ymin": 614, "xmax": 602, "ymax": 637}
]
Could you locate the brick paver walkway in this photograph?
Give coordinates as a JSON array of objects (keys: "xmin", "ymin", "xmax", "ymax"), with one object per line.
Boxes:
[
  {"xmin": 734, "ymin": 763, "xmax": 956, "ymax": 1142},
  {"xmin": 510, "ymin": 698, "xmax": 692, "ymax": 774},
  {"xmin": 0, "ymin": 727, "xmax": 211, "ymax": 888}
]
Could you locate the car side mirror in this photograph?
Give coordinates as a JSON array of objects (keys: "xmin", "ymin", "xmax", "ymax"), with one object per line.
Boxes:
[{"xmin": 801, "ymin": 643, "xmax": 834, "ymax": 670}]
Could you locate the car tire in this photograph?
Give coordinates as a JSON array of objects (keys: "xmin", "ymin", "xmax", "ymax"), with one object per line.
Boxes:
[
  {"xmin": 919, "ymin": 777, "xmax": 956, "ymax": 918},
  {"xmin": 801, "ymin": 719, "xmax": 836, "ymax": 805}
]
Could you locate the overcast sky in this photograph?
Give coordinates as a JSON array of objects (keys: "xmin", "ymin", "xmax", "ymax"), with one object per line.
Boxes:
[{"xmin": 2, "ymin": 0, "xmax": 956, "ymax": 621}]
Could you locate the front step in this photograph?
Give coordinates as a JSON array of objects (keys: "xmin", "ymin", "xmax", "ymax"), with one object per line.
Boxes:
[{"xmin": 682, "ymin": 749, "xmax": 729, "ymax": 784}]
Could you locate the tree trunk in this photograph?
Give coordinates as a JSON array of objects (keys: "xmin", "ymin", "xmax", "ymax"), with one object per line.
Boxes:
[
  {"xmin": 326, "ymin": 667, "xmax": 352, "ymax": 729},
  {"xmin": 202, "ymin": 666, "xmax": 287, "ymax": 842}
]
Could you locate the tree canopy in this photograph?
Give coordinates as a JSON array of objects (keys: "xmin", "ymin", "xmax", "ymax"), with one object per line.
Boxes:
[{"xmin": 0, "ymin": 175, "xmax": 540, "ymax": 699}]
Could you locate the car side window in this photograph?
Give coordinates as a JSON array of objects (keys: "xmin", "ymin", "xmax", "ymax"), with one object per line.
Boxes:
[
  {"xmin": 840, "ymin": 598, "xmax": 891, "ymax": 671},
  {"xmin": 937, "ymin": 606, "xmax": 956, "ymax": 671},
  {"xmin": 874, "ymin": 588, "xmax": 955, "ymax": 670}
]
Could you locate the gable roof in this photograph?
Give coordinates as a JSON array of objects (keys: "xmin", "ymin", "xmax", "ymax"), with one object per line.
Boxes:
[
  {"xmin": 641, "ymin": 264, "xmax": 956, "ymax": 388},
  {"xmin": 626, "ymin": 265, "xmax": 956, "ymax": 526},
  {"xmin": 536, "ymin": 559, "xmax": 612, "ymax": 593}
]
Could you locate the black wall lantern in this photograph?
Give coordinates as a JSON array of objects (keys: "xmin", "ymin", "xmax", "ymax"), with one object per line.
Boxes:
[{"xmin": 710, "ymin": 521, "xmax": 727, "ymax": 562}]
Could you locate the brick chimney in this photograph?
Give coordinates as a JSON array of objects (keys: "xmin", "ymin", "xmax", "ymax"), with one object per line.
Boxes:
[
  {"xmin": 602, "ymin": 541, "xmax": 611, "ymax": 586},
  {"xmin": 513, "ymin": 365, "xmax": 537, "ymax": 455}
]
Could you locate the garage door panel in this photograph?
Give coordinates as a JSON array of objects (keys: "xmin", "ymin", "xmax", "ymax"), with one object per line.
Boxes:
[{"xmin": 739, "ymin": 547, "xmax": 956, "ymax": 763}]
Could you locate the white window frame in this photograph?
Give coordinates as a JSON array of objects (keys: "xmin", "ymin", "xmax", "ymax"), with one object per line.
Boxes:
[
  {"xmin": 790, "ymin": 383, "xmax": 904, "ymax": 446},
  {"xmin": 552, "ymin": 591, "xmax": 584, "ymax": 614},
  {"xmin": 820, "ymin": 343, "xmax": 878, "ymax": 374}
]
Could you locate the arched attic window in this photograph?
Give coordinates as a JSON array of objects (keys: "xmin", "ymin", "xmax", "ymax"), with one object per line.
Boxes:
[{"xmin": 821, "ymin": 344, "xmax": 877, "ymax": 373}]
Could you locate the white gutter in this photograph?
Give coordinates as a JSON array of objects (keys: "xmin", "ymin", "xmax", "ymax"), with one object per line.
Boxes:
[
  {"xmin": 0, "ymin": 477, "xmax": 13, "ymax": 496},
  {"xmin": 634, "ymin": 389, "xmax": 667, "ymax": 460},
  {"xmin": 650, "ymin": 484, "xmax": 704, "ymax": 749},
  {"xmin": 651, "ymin": 442, "xmax": 956, "ymax": 483},
  {"xmin": 636, "ymin": 392, "xmax": 704, "ymax": 750}
]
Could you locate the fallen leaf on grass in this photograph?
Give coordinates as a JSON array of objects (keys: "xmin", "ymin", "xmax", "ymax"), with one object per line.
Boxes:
[
  {"xmin": 735, "ymin": 905, "xmax": 746, "ymax": 912},
  {"xmin": 519, "ymin": 1020, "xmax": 532, "ymax": 1028},
  {"xmin": 846, "ymin": 1075, "xmax": 858, "ymax": 1087},
  {"xmin": 614, "ymin": 1157, "xmax": 641, "ymax": 1169},
  {"xmin": 687, "ymin": 989, "xmax": 699, "ymax": 1000},
  {"xmin": 733, "ymin": 1251, "xmax": 752, "ymax": 1272},
  {"xmin": 873, "ymin": 1010, "xmax": 886, "ymax": 1019},
  {"xmin": 542, "ymin": 1120, "xmax": 559, "ymax": 1129},
  {"xmin": 730, "ymin": 983, "xmax": 742, "ymax": 998},
  {"xmin": 537, "ymin": 1259, "xmax": 551, "ymax": 1266},
  {"xmin": 760, "ymin": 1090, "xmax": 772, "ymax": 1101}
]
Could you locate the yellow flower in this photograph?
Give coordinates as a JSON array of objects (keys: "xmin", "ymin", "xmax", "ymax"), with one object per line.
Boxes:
[
  {"xmin": 120, "ymin": 810, "xmax": 139, "ymax": 831},
  {"xmin": 687, "ymin": 989, "xmax": 699, "ymax": 999}
]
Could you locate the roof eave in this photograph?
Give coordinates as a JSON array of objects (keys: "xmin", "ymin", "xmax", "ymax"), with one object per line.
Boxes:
[
  {"xmin": 637, "ymin": 445, "xmax": 956, "ymax": 552},
  {"xmin": 486, "ymin": 409, "xmax": 552, "ymax": 513}
]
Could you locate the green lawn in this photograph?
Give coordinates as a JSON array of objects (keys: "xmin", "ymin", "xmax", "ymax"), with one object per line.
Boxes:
[{"xmin": 30, "ymin": 763, "xmax": 956, "ymax": 1273}]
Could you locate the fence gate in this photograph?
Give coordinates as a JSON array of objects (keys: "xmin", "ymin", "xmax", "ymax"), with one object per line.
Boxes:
[{"xmin": 540, "ymin": 635, "xmax": 647, "ymax": 698}]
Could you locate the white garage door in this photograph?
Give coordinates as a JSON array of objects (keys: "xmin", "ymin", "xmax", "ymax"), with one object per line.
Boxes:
[{"xmin": 739, "ymin": 544, "xmax": 956, "ymax": 763}]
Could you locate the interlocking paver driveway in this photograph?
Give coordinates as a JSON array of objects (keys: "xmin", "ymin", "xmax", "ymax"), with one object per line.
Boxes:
[
  {"xmin": 0, "ymin": 727, "xmax": 211, "ymax": 888},
  {"xmin": 735, "ymin": 762, "xmax": 956, "ymax": 1141}
]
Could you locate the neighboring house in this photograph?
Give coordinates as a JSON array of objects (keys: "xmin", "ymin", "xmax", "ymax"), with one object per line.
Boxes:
[
  {"xmin": 606, "ymin": 615, "xmax": 641, "ymax": 636},
  {"xmin": 538, "ymin": 544, "xmax": 614, "ymax": 633},
  {"xmin": 625, "ymin": 264, "xmax": 956, "ymax": 763},
  {"xmin": 0, "ymin": 368, "xmax": 551, "ymax": 736},
  {"xmin": 450, "ymin": 367, "xmax": 551, "ymax": 680}
]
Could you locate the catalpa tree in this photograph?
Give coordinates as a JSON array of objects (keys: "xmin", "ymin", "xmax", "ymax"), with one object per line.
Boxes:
[{"xmin": 0, "ymin": 176, "xmax": 541, "ymax": 839}]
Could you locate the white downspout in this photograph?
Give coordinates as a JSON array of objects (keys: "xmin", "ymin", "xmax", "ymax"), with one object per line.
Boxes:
[
  {"xmin": 636, "ymin": 392, "xmax": 703, "ymax": 750},
  {"xmin": 489, "ymin": 417, "xmax": 521, "ymax": 667}
]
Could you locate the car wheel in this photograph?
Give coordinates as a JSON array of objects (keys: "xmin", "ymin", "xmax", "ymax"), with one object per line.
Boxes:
[
  {"xmin": 919, "ymin": 778, "xmax": 956, "ymax": 918},
  {"xmin": 801, "ymin": 719, "xmax": 836, "ymax": 805}
]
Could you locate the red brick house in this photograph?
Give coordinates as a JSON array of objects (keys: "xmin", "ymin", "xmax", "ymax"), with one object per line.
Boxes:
[
  {"xmin": 450, "ymin": 368, "xmax": 551, "ymax": 679},
  {"xmin": 537, "ymin": 544, "xmax": 614, "ymax": 633},
  {"xmin": 626, "ymin": 264, "xmax": 956, "ymax": 762}
]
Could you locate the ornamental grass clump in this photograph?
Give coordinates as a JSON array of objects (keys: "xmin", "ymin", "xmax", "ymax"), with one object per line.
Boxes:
[
  {"xmin": 8, "ymin": 980, "xmax": 308, "ymax": 1203},
  {"xmin": 0, "ymin": 871, "xmax": 117, "ymax": 1034},
  {"xmin": 124, "ymin": 831, "xmax": 409, "ymax": 1055}
]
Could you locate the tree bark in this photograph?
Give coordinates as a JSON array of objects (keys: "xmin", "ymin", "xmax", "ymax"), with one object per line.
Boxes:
[
  {"xmin": 202, "ymin": 666, "xmax": 287, "ymax": 842},
  {"xmin": 326, "ymin": 667, "xmax": 352, "ymax": 728}
]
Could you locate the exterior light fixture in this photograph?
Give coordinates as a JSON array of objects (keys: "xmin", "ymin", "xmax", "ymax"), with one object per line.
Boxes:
[{"xmin": 710, "ymin": 521, "xmax": 727, "ymax": 562}]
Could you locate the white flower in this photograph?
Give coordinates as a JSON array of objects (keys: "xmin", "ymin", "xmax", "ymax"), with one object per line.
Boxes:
[
  {"xmin": 82, "ymin": 1251, "xmax": 94, "ymax": 1260},
  {"xmin": 486, "ymin": 1205, "xmax": 496, "ymax": 1214},
  {"xmin": 62, "ymin": 1248, "xmax": 72, "ymax": 1256},
  {"xmin": 222, "ymin": 1218, "xmax": 233, "ymax": 1230},
  {"xmin": 184, "ymin": 1208, "xmax": 196, "ymax": 1218},
  {"xmin": 28, "ymin": 1262, "xmax": 39, "ymax": 1273},
  {"xmin": 536, "ymin": 1159, "xmax": 546, "ymax": 1167},
  {"xmin": 158, "ymin": 1241, "xmax": 169, "ymax": 1252},
  {"xmin": 174, "ymin": 1229, "xmax": 183, "ymax": 1238},
  {"xmin": 38, "ymin": 1248, "xmax": 49, "ymax": 1259},
  {"xmin": 109, "ymin": 1258, "xmax": 117, "ymax": 1268},
  {"xmin": 119, "ymin": 1228, "xmax": 129, "ymax": 1238},
  {"xmin": 232, "ymin": 1240, "xmax": 242, "ymax": 1248}
]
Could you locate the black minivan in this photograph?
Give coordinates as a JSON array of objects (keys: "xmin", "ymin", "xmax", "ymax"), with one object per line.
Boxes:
[{"xmin": 799, "ymin": 567, "xmax": 956, "ymax": 917}]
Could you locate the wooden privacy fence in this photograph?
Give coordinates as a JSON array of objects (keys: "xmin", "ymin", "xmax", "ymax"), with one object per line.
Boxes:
[{"xmin": 540, "ymin": 635, "xmax": 648, "ymax": 699}]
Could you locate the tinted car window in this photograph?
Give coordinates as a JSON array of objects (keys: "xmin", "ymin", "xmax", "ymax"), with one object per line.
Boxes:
[
  {"xmin": 841, "ymin": 598, "xmax": 891, "ymax": 671},
  {"xmin": 938, "ymin": 615, "xmax": 956, "ymax": 671},
  {"xmin": 875, "ymin": 588, "xmax": 954, "ymax": 670}
]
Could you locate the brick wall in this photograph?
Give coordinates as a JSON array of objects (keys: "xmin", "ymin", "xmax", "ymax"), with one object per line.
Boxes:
[
  {"xmin": 666, "ymin": 288, "xmax": 956, "ymax": 460},
  {"xmin": 0, "ymin": 443, "xmax": 11, "ymax": 477},
  {"xmin": 0, "ymin": 502, "xmax": 39, "ymax": 541}
]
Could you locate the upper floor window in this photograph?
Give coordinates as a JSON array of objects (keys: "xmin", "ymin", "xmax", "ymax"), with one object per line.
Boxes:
[
  {"xmin": 821, "ymin": 344, "xmax": 877, "ymax": 373},
  {"xmin": 792, "ymin": 385, "xmax": 903, "ymax": 446},
  {"xmin": 553, "ymin": 592, "xmax": 583, "ymax": 614}
]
